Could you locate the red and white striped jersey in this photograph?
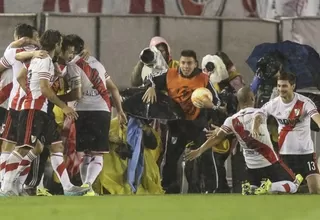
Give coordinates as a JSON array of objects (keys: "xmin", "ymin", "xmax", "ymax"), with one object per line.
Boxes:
[
  {"xmin": 221, "ymin": 107, "xmax": 278, "ymax": 169},
  {"xmin": 0, "ymin": 44, "xmax": 37, "ymax": 110},
  {"xmin": 257, "ymin": 93, "xmax": 318, "ymax": 155},
  {"xmin": 22, "ymin": 56, "xmax": 55, "ymax": 113},
  {"xmin": 63, "ymin": 55, "xmax": 111, "ymax": 112},
  {"xmin": 0, "ymin": 62, "xmax": 13, "ymax": 109}
]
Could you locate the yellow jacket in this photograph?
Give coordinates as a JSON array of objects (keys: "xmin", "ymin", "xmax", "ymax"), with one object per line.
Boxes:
[{"xmin": 93, "ymin": 117, "xmax": 164, "ymax": 194}]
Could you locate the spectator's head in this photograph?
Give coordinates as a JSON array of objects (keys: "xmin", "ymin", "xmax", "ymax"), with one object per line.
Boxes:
[
  {"xmin": 67, "ymin": 34, "xmax": 85, "ymax": 55},
  {"xmin": 40, "ymin": 29, "xmax": 62, "ymax": 55},
  {"xmin": 237, "ymin": 86, "xmax": 255, "ymax": 108},
  {"xmin": 179, "ymin": 50, "xmax": 198, "ymax": 77},
  {"xmin": 277, "ymin": 71, "xmax": 296, "ymax": 98},
  {"xmin": 149, "ymin": 36, "xmax": 170, "ymax": 63},
  {"xmin": 14, "ymin": 23, "xmax": 34, "ymax": 40},
  {"xmin": 60, "ymin": 35, "xmax": 75, "ymax": 62},
  {"xmin": 215, "ymin": 51, "xmax": 234, "ymax": 71}
]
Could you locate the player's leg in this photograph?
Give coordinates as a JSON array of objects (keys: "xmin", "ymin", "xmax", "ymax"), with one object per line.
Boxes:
[
  {"xmin": 12, "ymin": 110, "xmax": 48, "ymax": 194},
  {"xmin": 75, "ymin": 111, "xmax": 94, "ymax": 185},
  {"xmin": 15, "ymin": 143, "xmax": 43, "ymax": 194},
  {"xmin": 303, "ymin": 153, "xmax": 320, "ymax": 194},
  {"xmin": 79, "ymin": 153, "xmax": 92, "ymax": 183},
  {"xmin": 78, "ymin": 111, "xmax": 111, "ymax": 196},
  {"xmin": 47, "ymin": 115, "xmax": 90, "ymax": 196},
  {"xmin": 243, "ymin": 167, "xmax": 264, "ymax": 195},
  {"xmin": 0, "ymin": 142, "xmax": 14, "ymax": 185},
  {"xmin": 75, "ymin": 113, "xmax": 91, "ymax": 183},
  {"xmin": 255, "ymin": 161, "xmax": 303, "ymax": 194},
  {"xmin": 0, "ymin": 109, "xmax": 35, "ymax": 194},
  {"xmin": 24, "ymin": 146, "xmax": 51, "ymax": 196},
  {"xmin": 0, "ymin": 110, "xmax": 18, "ymax": 186},
  {"xmin": 82, "ymin": 152, "xmax": 104, "ymax": 196},
  {"xmin": 0, "ymin": 107, "xmax": 8, "ymax": 186}
]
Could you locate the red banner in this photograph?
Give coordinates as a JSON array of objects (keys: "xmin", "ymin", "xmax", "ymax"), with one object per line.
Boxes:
[{"xmin": 0, "ymin": 0, "xmax": 319, "ymax": 18}]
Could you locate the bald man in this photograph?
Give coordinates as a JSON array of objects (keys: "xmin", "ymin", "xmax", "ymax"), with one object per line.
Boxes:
[{"xmin": 186, "ymin": 87, "xmax": 303, "ymax": 195}]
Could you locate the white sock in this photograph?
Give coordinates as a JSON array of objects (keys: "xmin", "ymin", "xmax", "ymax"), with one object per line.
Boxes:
[
  {"xmin": 0, "ymin": 152, "xmax": 10, "ymax": 183},
  {"xmin": 2, "ymin": 151, "xmax": 23, "ymax": 192},
  {"xmin": 50, "ymin": 152, "xmax": 73, "ymax": 191},
  {"xmin": 79, "ymin": 155, "xmax": 91, "ymax": 184},
  {"xmin": 17, "ymin": 151, "xmax": 38, "ymax": 192},
  {"xmin": 84, "ymin": 155, "xmax": 103, "ymax": 185},
  {"xmin": 270, "ymin": 181, "xmax": 298, "ymax": 193}
]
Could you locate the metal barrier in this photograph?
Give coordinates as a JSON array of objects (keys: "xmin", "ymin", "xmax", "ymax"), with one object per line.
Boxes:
[
  {"xmin": 0, "ymin": 13, "xmax": 37, "ymax": 53},
  {"xmin": 40, "ymin": 14, "xmax": 280, "ymax": 87}
]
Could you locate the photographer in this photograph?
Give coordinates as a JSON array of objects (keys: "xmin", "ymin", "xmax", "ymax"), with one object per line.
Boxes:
[
  {"xmin": 250, "ymin": 53, "xmax": 283, "ymax": 152},
  {"xmin": 131, "ymin": 36, "xmax": 179, "ymax": 87}
]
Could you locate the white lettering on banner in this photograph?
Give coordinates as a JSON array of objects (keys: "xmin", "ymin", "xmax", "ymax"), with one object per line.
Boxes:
[{"xmin": 1, "ymin": 0, "xmax": 320, "ymax": 18}]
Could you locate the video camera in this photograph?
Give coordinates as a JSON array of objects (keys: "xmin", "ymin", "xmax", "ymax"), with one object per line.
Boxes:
[{"xmin": 139, "ymin": 46, "xmax": 168, "ymax": 80}]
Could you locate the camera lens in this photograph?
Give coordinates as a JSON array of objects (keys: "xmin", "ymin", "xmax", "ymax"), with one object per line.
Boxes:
[
  {"xmin": 205, "ymin": 62, "xmax": 215, "ymax": 72},
  {"xmin": 141, "ymin": 49, "xmax": 155, "ymax": 65}
]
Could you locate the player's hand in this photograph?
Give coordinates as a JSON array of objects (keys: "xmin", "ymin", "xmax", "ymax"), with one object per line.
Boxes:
[
  {"xmin": 218, "ymin": 103, "xmax": 227, "ymax": 114},
  {"xmin": 142, "ymin": 87, "xmax": 157, "ymax": 104},
  {"xmin": 206, "ymin": 124, "xmax": 220, "ymax": 139},
  {"xmin": 33, "ymin": 50, "xmax": 48, "ymax": 59},
  {"xmin": 251, "ymin": 127, "xmax": 261, "ymax": 139},
  {"xmin": 62, "ymin": 106, "xmax": 79, "ymax": 120},
  {"xmin": 118, "ymin": 111, "xmax": 128, "ymax": 127},
  {"xmin": 79, "ymin": 49, "xmax": 90, "ymax": 61},
  {"xmin": 185, "ymin": 148, "xmax": 202, "ymax": 161},
  {"xmin": 193, "ymin": 97, "xmax": 214, "ymax": 109}
]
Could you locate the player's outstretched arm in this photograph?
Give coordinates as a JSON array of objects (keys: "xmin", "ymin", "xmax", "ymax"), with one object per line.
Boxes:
[
  {"xmin": 40, "ymin": 78, "xmax": 78, "ymax": 120},
  {"xmin": 185, "ymin": 129, "xmax": 227, "ymax": 161},
  {"xmin": 10, "ymin": 37, "xmax": 40, "ymax": 48},
  {"xmin": 131, "ymin": 61, "xmax": 144, "ymax": 87},
  {"xmin": 15, "ymin": 50, "xmax": 48, "ymax": 62},
  {"xmin": 106, "ymin": 78, "xmax": 127, "ymax": 126}
]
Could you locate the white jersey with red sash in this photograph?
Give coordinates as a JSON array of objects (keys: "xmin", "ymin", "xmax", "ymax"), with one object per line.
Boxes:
[
  {"xmin": 221, "ymin": 107, "xmax": 278, "ymax": 169},
  {"xmin": 257, "ymin": 93, "xmax": 318, "ymax": 155}
]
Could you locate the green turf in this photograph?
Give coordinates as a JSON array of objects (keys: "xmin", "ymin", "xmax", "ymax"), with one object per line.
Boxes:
[{"xmin": 0, "ymin": 195, "xmax": 319, "ymax": 220}]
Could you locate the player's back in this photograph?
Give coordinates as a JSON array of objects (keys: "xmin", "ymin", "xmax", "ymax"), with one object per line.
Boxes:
[
  {"xmin": 23, "ymin": 56, "xmax": 55, "ymax": 112},
  {"xmin": 1, "ymin": 44, "xmax": 37, "ymax": 110},
  {"xmin": 66, "ymin": 55, "xmax": 111, "ymax": 112},
  {"xmin": 228, "ymin": 107, "xmax": 277, "ymax": 168},
  {"xmin": 261, "ymin": 93, "xmax": 317, "ymax": 155}
]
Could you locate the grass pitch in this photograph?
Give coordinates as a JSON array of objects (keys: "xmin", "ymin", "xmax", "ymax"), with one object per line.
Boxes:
[{"xmin": 0, "ymin": 194, "xmax": 319, "ymax": 220}]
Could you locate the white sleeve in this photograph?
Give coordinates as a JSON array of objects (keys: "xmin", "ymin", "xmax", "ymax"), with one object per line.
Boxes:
[
  {"xmin": 1, "ymin": 48, "xmax": 16, "ymax": 68},
  {"xmin": 65, "ymin": 63, "xmax": 81, "ymax": 89},
  {"xmin": 36, "ymin": 58, "xmax": 54, "ymax": 80},
  {"xmin": 95, "ymin": 60, "xmax": 110, "ymax": 80},
  {"xmin": 105, "ymin": 71, "xmax": 110, "ymax": 80},
  {"xmin": 220, "ymin": 117, "xmax": 234, "ymax": 135},
  {"xmin": 304, "ymin": 98, "xmax": 318, "ymax": 117},
  {"xmin": 255, "ymin": 101, "xmax": 273, "ymax": 117}
]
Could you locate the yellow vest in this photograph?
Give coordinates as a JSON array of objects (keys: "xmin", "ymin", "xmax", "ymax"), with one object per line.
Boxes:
[{"xmin": 53, "ymin": 78, "xmax": 65, "ymax": 130}]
